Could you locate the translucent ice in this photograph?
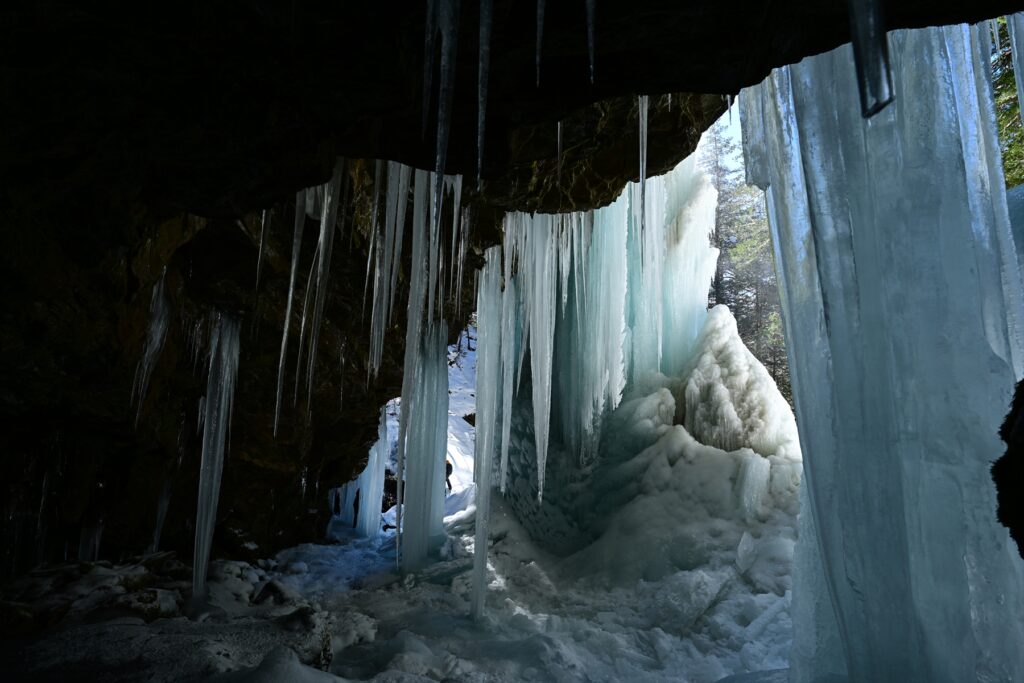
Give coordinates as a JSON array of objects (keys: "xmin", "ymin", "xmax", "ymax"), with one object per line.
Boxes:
[{"xmin": 741, "ymin": 23, "xmax": 1024, "ymax": 682}]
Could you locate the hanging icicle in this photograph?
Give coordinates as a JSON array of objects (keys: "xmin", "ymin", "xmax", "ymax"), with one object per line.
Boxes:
[
  {"xmin": 847, "ymin": 0, "xmax": 894, "ymax": 117},
  {"xmin": 192, "ymin": 312, "xmax": 240, "ymax": 602},
  {"xmin": 133, "ymin": 269, "xmax": 169, "ymax": 424},
  {"xmin": 536, "ymin": 0, "xmax": 546, "ymax": 87},
  {"xmin": 471, "ymin": 246, "xmax": 502, "ymax": 618},
  {"xmin": 478, "ymin": 0, "xmax": 493, "ymax": 183},
  {"xmin": 273, "ymin": 194, "xmax": 305, "ymax": 435},
  {"xmin": 586, "ymin": 0, "xmax": 596, "ymax": 84}
]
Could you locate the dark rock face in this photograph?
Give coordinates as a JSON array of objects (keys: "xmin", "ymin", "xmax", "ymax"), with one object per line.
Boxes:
[
  {"xmin": 1, "ymin": 1, "xmax": 1018, "ymax": 577},
  {"xmin": 995, "ymin": 380, "xmax": 1024, "ymax": 560}
]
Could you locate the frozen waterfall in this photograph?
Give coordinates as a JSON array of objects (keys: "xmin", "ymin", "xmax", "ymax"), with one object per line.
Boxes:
[
  {"xmin": 468, "ymin": 147, "xmax": 721, "ymax": 615},
  {"xmin": 741, "ymin": 21, "xmax": 1024, "ymax": 683}
]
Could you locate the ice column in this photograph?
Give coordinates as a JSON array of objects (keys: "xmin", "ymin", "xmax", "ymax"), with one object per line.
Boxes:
[
  {"xmin": 192, "ymin": 312, "xmax": 240, "ymax": 601},
  {"xmin": 400, "ymin": 322, "xmax": 450, "ymax": 572},
  {"xmin": 741, "ymin": 23, "xmax": 1024, "ymax": 683},
  {"xmin": 471, "ymin": 246, "xmax": 503, "ymax": 618}
]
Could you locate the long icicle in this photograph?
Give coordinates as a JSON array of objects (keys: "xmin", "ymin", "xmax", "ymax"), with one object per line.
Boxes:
[
  {"xmin": 362, "ymin": 160, "xmax": 384, "ymax": 323},
  {"xmin": 536, "ymin": 0, "xmax": 546, "ymax": 87},
  {"xmin": 432, "ymin": 0, "xmax": 461, "ymax": 261},
  {"xmin": 478, "ymin": 0, "xmax": 492, "ymax": 184},
  {"xmin": 273, "ymin": 193, "xmax": 306, "ymax": 435},
  {"xmin": 586, "ymin": 0, "xmax": 596, "ymax": 83},
  {"xmin": 422, "ymin": 0, "xmax": 440, "ymax": 137},
  {"xmin": 304, "ymin": 159, "xmax": 346, "ymax": 413}
]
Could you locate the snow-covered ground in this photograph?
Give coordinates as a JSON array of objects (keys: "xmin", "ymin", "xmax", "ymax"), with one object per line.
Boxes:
[{"xmin": 2, "ymin": 311, "xmax": 800, "ymax": 683}]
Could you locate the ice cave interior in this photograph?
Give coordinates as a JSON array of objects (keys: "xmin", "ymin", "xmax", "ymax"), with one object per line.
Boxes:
[{"xmin": 2, "ymin": 3, "xmax": 1024, "ymax": 682}]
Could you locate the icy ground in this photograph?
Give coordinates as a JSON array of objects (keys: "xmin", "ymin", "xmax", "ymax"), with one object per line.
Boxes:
[{"xmin": 2, "ymin": 310, "xmax": 800, "ymax": 682}]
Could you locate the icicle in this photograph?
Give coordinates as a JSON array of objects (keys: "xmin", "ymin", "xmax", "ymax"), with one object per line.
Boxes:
[
  {"xmin": 362, "ymin": 160, "xmax": 384, "ymax": 323},
  {"xmin": 400, "ymin": 321, "xmax": 450, "ymax": 572},
  {"xmin": 847, "ymin": 0, "xmax": 894, "ymax": 117},
  {"xmin": 525, "ymin": 216, "xmax": 557, "ymax": 501},
  {"xmin": 471, "ymin": 246, "xmax": 502, "ymax": 618},
  {"xmin": 432, "ymin": 0, "xmax": 460, "ymax": 255},
  {"xmin": 991, "ymin": 18, "xmax": 1002, "ymax": 55},
  {"xmin": 586, "ymin": 0, "xmax": 596, "ymax": 84},
  {"xmin": 456, "ymin": 207, "xmax": 471, "ymax": 318},
  {"xmin": 448, "ymin": 175, "xmax": 464, "ymax": 297},
  {"xmin": 557, "ymin": 120, "xmax": 564, "ymax": 183},
  {"xmin": 498, "ymin": 272, "xmax": 517, "ymax": 492},
  {"xmin": 536, "ymin": 0, "xmax": 545, "ymax": 87},
  {"xmin": 192, "ymin": 312, "xmax": 240, "ymax": 602},
  {"xmin": 304, "ymin": 159, "xmax": 346, "ymax": 411},
  {"xmin": 273, "ymin": 193, "xmax": 305, "ymax": 435},
  {"xmin": 255, "ymin": 209, "xmax": 269, "ymax": 292},
  {"xmin": 395, "ymin": 170, "xmax": 432, "ymax": 563},
  {"xmin": 478, "ymin": 0, "xmax": 492, "ymax": 182},
  {"xmin": 638, "ymin": 95, "xmax": 648, "ymax": 238},
  {"xmin": 422, "ymin": 0, "xmax": 439, "ymax": 137},
  {"xmin": 133, "ymin": 269, "xmax": 169, "ymax": 424},
  {"xmin": 667, "ymin": 92, "xmax": 672, "ymax": 112},
  {"xmin": 293, "ymin": 257, "xmax": 318, "ymax": 407}
]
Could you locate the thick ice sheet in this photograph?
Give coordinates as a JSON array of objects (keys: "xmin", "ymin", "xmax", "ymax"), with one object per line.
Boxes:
[{"xmin": 741, "ymin": 22, "xmax": 1024, "ymax": 683}]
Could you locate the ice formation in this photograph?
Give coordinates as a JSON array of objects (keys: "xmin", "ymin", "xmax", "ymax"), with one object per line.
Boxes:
[
  {"xmin": 133, "ymin": 268, "xmax": 169, "ymax": 423},
  {"xmin": 193, "ymin": 312, "xmax": 241, "ymax": 601},
  {"xmin": 846, "ymin": 0, "xmax": 893, "ymax": 116},
  {"xmin": 471, "ymin": 247, "xmax": 503, "ymax": 618},
  {"xmin": 328, "ymin": 407, "xmax": 389, "ymax": 538},
  {"xmin": 484, "ymin": 154, "xmax": 718, "ymax": 507},
  {"xmin": 741, "ymin": 22, "xmax": 1024, "ymax": 682},
  {"xmin": 400, "ymin": 322, "xmax": 450, "ymax": 572},
  {"xmin": 273, "ymin": 191, "xmax": 306, "ymax": 435},
  {"xmin": 477, "ymin": 0, "xmax": 492, "ymax": 182}
]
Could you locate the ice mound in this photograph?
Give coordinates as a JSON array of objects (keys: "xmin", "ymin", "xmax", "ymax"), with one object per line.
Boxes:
[
  {"xmin": 560, "ymin": 306, "xmax": 801, "ymax": 588},
  {"xmin": 680, "ymin": 305, "xmax": 798, "ymax": 459}
]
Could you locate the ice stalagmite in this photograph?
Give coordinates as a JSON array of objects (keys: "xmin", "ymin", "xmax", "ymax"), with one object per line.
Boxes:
[
  {"xmin": 741, "ymin": 23, "xmax": 1024, "ymax": 683},
  {"xmin": 478, "ymin": 0, "xmax": 492, "ymax": 182},
  {"xmin": 133, "ymin": 269, "xmax": 169, "ymax": 424},
  {"xmin": 471, "ymin": 246, "xmax": 502, "ymax": 618},
  {"xmin": 192, "ymin": 312, "xmax": 240, "ymax": 601},
  {"xmin": 274, "ymin": 192, "xmax": 306, "ymax": 435},
  {"xmin": 332, "ymin": 406, "xmax": 390, "ymax": 538},
  {"xmin": 357, "ymin": 407, "xmax": 389, "ymax": 538}
]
